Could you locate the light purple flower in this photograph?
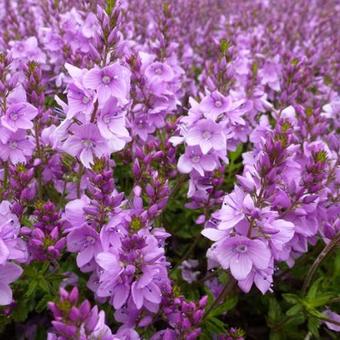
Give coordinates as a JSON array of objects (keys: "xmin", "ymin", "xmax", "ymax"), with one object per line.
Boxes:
[
  {"xmin": 66, "ymin": 83, "xmax": 95, "ymax": 118},
  {"xmin": 260, "ymin": 61, "xmax": 281, "ymax": 91},
  {"xmin": 97, "ymin": 97, "xmax": 131, "ymax": 152},
  {"xmin": 212, "ymin": 186, "xmax": 248, "ymax": 230},
  {"xmin": 9, "ymin": 36, "xmax": 46, "ymax": 63},
  {"xmin": 238, "ymin": 267, "xmax": 274, "ymax": 294},
  {"xmin": 0, "ymin": 201, "xmax": 21, "ymax": 264},
  {"xmin": 144, "ymin": 62, "xmax": 175, "ymax": 83},
  {"xmin": 131, "ymin": 280, "xmax": 162, "ymax": 310},
  {"xmin": 82, "ymin": 13, "xmax": 99, "ymax": 38},
  {"xmin": 63, "ymin": 196, "xmax": 91, "ymax": 232},
  {"xmin": 323, "ymin": 309, "xmax": 340, "ymax": 332},
  {"xmin": 185, "ymin": 119, "xmax": 226, "ymax": 154},
  {"xmin": 0, "ymin": 262, "xmax": 23, "ymax": 305},
  {"xmin": 178, "ymin": 146, "xmax": 218, "ymax": 176},
  {"xmin": 67, "ymin": 225, "xmax": 101, "ymax": 267},
  {"xmin": 0, "ymin": 130, "xmax": 35, "ymax": 164},
  {"xmin": 1, "ymin": 102, "xmax": 38, "ymax": 132},
  {"xmin": 214, "ymin": 236, "xmax": 271, "ymax": 280},
  {"xmin": 199, "ymin": 91, "xmax": 231, "ymax": 120},
  {"xmin": 63, "ymin": 123, "xmax": 109, "ymax": 168},
  {"xmin": 83, "ymin": 63, "xmax": 131, "ymax": 105}
]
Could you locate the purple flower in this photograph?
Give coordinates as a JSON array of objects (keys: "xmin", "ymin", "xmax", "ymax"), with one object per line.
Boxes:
[
  {"xmin": 0, "ymin": 262, "xmax": 22, "ymax": 305},
  {"xmin": 132, "ymin": 112, "xmax": 156, "ymax": 141},
  {"xmin": 238, "ymin": 267, "xmax": 274, "ymax": 294},
  {"xmin": 212, "ymin": 186, "xmax": 248, "ymax": 230},
  {"xmin": 1, "ymin": 102, "xmax": 38, "ymax": 132},
  {"xmin": 214, "ymin": 236, "xmax": 271, "ymax": 280},
  {"xmin": 178, "ymin": 146, "xmax": 218, "ymax": 176},
  {"xmin": 199, "ymin": 91, "xmax": 231, "ymax": 120},
  {"xmin": 260, "ymin": 61, "xmax": 281, "ymax": 91},
  {"xmin": 63, "ymin": 123, "xmax": 109, "ymax": 168},
  {"xmin": 9, "ymin": 37, "xmax": 46, "ymax": 63},
  {"xmin": 185, "ymin": 119, "xmax": 226, "ymax": 154},
  {"xmin": 83, "ymin": 63, "xmax": 131, "ymax": 105},
  {"xmin": 63, "ymin": 196, "xmax": 91, "ymax": 231},
  {"xmin": 323, "ymin": 309, "xmax": 340, "ymax": 332},
  {"xmin": 0, "ymin": 130, "xmax": 34, "ymax": 164},
  {"xmin": 97, "ymin": 97, "xmax": 131, "ymax": 152},
  {"xmin": 0, "ymin": 201, "xmax": 21, "ymax": 264},
  {"xmin": 66, "ymin": 83, "xmax": 95, "ymax": 118},
  {"xmin": 144, "ymin": 62, "xmax": 175, "ymax": 83},
  {"xmin": 67, "ymin": 225, "xmax": 101, "ymax": 267}
]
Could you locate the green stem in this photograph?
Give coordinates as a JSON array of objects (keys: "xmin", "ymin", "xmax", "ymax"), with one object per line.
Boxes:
[
  {"xmin": 171, "ymin": 231, "xmax": 201, "ymax": 273},
  {"xmin": 203, "ymin": 278, "xmax": 236, "ymax": 320},
  {"xmin": 302, "ymin": 232, "xmax": 340, "ymax": 294}
]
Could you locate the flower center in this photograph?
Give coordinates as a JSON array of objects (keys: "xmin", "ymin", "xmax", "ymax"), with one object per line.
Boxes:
[
  {"xmin": 83, "ymin": 140, "xmax": 94, "ymax": 148},
  {"xmin": 82, "ymin": 236, "xmax": 96, "ymax": 249},
  {"xmin": 86, "ymin": 236, "xmax": 95, "ymax": 244},
  {"xmin": 202, "ymin": 131, "xmax": 212, "ymax": 139},
  {"xmin": 191, "ymin": 155, "xmax": 201, "ymax": 163},
  {"xmin": 235, "ymin": 244, "xmax": 248, "ymax": 253},
  {"xmin": 103, "ymin": 115, "xmax": 111, "ymax": 124},
  {"xmin": 154, "ymin": 66, "xmax": 163, "ymax": 75},
  {"xmin": 10, "ymin": 113, "xmax": 18, "ymax": 121},
  {"xmin": 102, "ymin": 75, "xmax": 111, "ymax": 84},
  {"xmin": 214, "ymin": 100, "xmax": 222, "ymax": 108},
  {"xmin": 10, "ymin": 142, "xmax": 17, "ymax": 149},
  {"xmin": 82, "ymin": 96, "xmax": 90, "ymax": 104}
]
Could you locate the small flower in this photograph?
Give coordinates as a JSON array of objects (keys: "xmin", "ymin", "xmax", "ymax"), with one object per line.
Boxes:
[
  {"xmin": 66, "ymin": 83, "xmax": 95, "ymax": 118},
  {"xmin": 199, "ymin": 91, "xmax": 231, "ymax": 120},
  {"xmin": 214, "ymin": 236, "xmax": 271, "ymax": 280},
  {"xmin": 67, "ymin": 225, "xmax": 101, "ymax": 267},
  {"xmin": 1, "ymin": 102, "xmax": 38, "ymax": 132},
  {"xmin": 83, "ymin": 63, "xmax": 130, "ymax": 105},
  {"xmin": 144, "ymin": 62, "xmax": 175, "ymax": 83},
  {"xmin": 0, "ymin": 262, "xmax": 23, "ymax": 305},
  {"xmin": 97, "ymin": 97, "xmax": 131, "ymax": 152},
  {"xmin": 185, "ymin": 119, "xmax": 226, "ymax": 154},
  {"xmin": 323, "ymin": 309, "xmax": 340, "ymax": 332},
  {"xmin": 178, "ymin": 146, "xmax": 217, "ymax": 176},
  {"xmin": 0, "ymin": 130, "xmax": 34, "ymax": 164},
  {"xmin": 63, "ymin": 123, "xmax": 109, "ymax": 168}
]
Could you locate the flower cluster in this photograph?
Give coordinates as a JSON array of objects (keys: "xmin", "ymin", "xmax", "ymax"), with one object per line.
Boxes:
[
  {"xmin": 48, "ymin": 286, "xmax": 126, "ymax": 340},
  {"xmin": 0, "ymin": 201, "xmax": 27, "ymax": 305},
  {"xmin": 0, "ymin": 0, "xmax": 339, "ymax": 338}
]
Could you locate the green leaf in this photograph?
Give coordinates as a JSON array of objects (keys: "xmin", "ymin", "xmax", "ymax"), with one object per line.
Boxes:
[
  {"xmin": 205, "ymin": 317, "xmax": 227, "ymax": 335},
  {"xmin": 307, "ymin": 277, "xmax": 323, "ymax": 300},
  {"xmin": 229, "ymin": 144, "xmax": 243, "ymax": 162},
  {"xmin": 204, "ymin": 287, "xmax": 215, "ymax": 307},
  {"xmin": 285, "ymin": 314, "xmax": 305, "ymax": 327},
  {"xmin": 210, "ymin": 295, "xmax": 238, "ymax": 317},
  {"xmin": 38, "ymin": 277, "xmax": 50, "ymax": 293},
  {"xmin": 268, "ymin": 297, "xmax": 283, "ymax": 322},
  {"xmin": 308, "ymin": 309, "xmax": 326, "ymax": 319},
  {"xmin": 12, "ymin": 297, "xmax": 32, "ymax": 322},
  {"xmin": 36, "ymin": 295, "xmax": 51, "ymax": 313},
  {"xmin": 308, "ymin": 294, "xmax": 333, "ymax": 308},
  {"xmin": 283, "ymin": 293, "xmax": 300, "ymax": 304},
  {"xmin": 269, "ymin": 332, "xmax": 284, "ymax": 340},
  {"xmin": 308, "ymin": 316, "xmax": 320, "ymax": 338},
  {"xmin": 25, "ymin": 280, "xmax": 38, "ymax": 298},
  {"xmin": 286, "ymin": 304, "xmax": 303, "ymax": 317}
]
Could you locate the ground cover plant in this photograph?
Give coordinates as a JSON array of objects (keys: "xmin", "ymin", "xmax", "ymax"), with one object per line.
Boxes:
[{"xmin": 0, "ymin": 0, "xmax": 339, "ymax": 339}]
